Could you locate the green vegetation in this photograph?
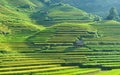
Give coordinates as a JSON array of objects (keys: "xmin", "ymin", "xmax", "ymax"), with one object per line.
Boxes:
[
  {"xmin": 106, "ymin": 7, "xmax": 120, "ymax": 21},
  {"xmin": 50, "ymin": 0, "xmax": 120, "ymax": 16},
  {"xmin": 1, "ymin": 0, "xmax": 120, "ymax": 75},
  {"xmin": 96, "ymin": 69, "xmax": 120, "ymax": 75},
  {"xmin": 31, "ymin": 3, "xmax": 95, "ymax": 26}
]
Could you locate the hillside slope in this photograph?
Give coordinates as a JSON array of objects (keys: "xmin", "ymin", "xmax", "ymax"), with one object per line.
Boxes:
[
  {"xmin": 31, "ymin": 3, "xmax": 96, "ymax": 25},
  {"xmin": 0, "ymin": 0, "xmax": 97, "ymax": 42},
  {"xmin": 0, "ymin": 0, "xmax": 45, "ymax": 42},
  {"xmin": 51, "ymin": 0, "xmax": 120, "ymax": 16}
]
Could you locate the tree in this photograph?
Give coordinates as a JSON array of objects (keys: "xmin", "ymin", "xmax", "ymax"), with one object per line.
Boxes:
[{"xmin": 106, "ymin": 7, "xmax": 120, "ymax": 20}]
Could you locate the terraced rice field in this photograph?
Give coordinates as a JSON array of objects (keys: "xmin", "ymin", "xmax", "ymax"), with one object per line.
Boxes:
[
  {"xmin": 1, "ymin": 21, "xmax": 120, "ymax": 75},
  {"xmin": 0, "ymin": 43, "xmax": 100, "ymax": 75}
]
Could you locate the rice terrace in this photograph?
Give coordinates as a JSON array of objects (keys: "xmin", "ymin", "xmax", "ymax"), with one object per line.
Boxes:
[{"xmin": 1, "ymin": 0, "xmax": 120, "ymax": 75}]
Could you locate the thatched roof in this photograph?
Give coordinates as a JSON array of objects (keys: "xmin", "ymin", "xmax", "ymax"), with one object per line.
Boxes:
[{"xmin": 74, "ymin": 40, "xmax": 84, "ymax": 45}]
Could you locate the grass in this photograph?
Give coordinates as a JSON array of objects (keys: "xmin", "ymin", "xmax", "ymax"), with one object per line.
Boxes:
[
  {"xmin": 0, "ymin": 21, "xmax": 119, "ymax": 75},
  {"xmin": 48, "ymin": 4, "xmax": 94, "ymax": 20},
  {"xmin": 1, "ymin": 0, "xmax": 120, "ymax": 75},
  {"xmin": 1, "ymin": 20, "xmax": 120, "ymax": 75},
  {"xmin": 0, "ymin": 0, "xmax": 46, "ymax": 42},
  {"xmin": 95, "ymin": 69, "xmax": 120, "ymax": 75}
]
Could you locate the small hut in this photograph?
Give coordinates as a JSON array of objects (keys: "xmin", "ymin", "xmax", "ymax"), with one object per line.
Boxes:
[
  {"xmin": 73, "ymin": 37, "xmax": 84, "ymax": 47},
  {"xmin": 73, "ymin": 40, "xmax": 84, "ymax": 47}
]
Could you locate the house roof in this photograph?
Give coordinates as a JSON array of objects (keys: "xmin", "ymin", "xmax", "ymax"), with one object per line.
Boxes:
[{"xmin": 75, "ymin": 40, "xmax": 84, "ymax": 45}]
